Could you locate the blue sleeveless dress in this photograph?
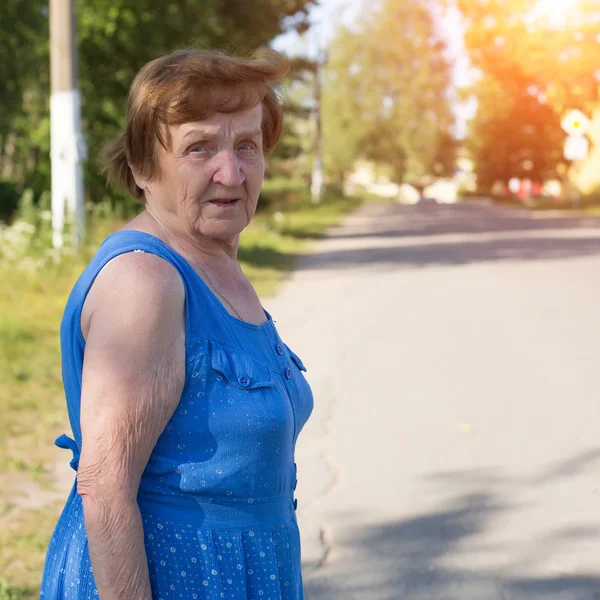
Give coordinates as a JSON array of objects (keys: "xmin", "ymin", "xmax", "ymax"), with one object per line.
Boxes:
[{"xmin": 40, "ymin": 230, "xmax": 314, "ymax": 600}]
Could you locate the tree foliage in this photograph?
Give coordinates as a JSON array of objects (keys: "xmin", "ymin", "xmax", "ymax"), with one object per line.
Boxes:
[
  {"xmin": 0, "ymin": 0, "xmax": 312, "ymax": 212},
  {"xmin": 0, "ymin": 0, "xmax": 50, "ymax": 196},
  {"xmin": 457, "ymin": 0, "xmax": 600, "ymax": 187},
  {"xmin": 322, "ymin": 0, "xmax": 454, "ymax": 184}
]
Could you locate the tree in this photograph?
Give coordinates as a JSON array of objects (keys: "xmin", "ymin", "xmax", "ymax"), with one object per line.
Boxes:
[
  {"xmin": 78, "ymin": 0, "xmax": 313, "ymax": 201},
  {"xmin": 0, "ymin": 0, "xmax": 50, "ymax": 195},
  {"xmin": 469, "ymin": 77, "xmax": 565, "ymax": 188},
  {"xmin": 459, "ymin": 0, "xmax": 600, "ymax": 111},
  {"xmin": 322, "ymin": 0, "xmax": 454, "ymax": 184},
  {"xmin": 457, "ymin": 0, "xmax": 600, "ymax": 188},
  {"xmin": 433, "ymin": 130, "xmax": 459, "ymax": 177},
  {"xmin": 0, "ymin": 0, "xmax": 314, "ymax": 216},
  {"xmin": 266, "ymin": 61, "xmax": 314, "ymax": 179}
]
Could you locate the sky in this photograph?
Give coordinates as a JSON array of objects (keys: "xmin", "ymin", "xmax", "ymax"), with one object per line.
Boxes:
[
  {"xmin": 272, "ymin": 0, "xmax": 366, "ymax": 59},
  {"xmin": 272, "ymin": 0, "xmax": 478, "ymax": 138}
]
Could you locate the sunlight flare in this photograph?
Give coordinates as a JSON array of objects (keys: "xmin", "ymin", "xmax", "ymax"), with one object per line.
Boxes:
[{"xmin": 530, "ymin": 0, "xmax": 580, "ymax": 27}]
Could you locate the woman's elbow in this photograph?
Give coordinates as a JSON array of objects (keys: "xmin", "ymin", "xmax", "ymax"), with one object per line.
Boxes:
[
  {"xmin": 78, "ymin": 470, "xmax": 137, "ymax": 536},
  {"xmin": 78, "ymin": 464, "xmax": 137, "ymax": 515},
  {"xmin": 78, "ymin": 448, "xmax": 138, "ymax": 498}
]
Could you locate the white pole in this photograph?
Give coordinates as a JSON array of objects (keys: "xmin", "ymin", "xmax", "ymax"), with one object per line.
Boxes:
[
  {"xmin": 307, "ymin": 16, "xmax": 324, "ymax": 205},
  {"xmin": 50, "ymin": 0, "xmax": 86, "ymax": 251},
  {"xmin": 311, "ymin": 49, "xmax": 324, "ymax": 204}
]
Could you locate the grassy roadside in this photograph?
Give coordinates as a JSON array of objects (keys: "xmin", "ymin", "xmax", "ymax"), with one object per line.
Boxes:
[{"xmin": 0, "ymin": 193, "xmax": 362, "ymax": 598}]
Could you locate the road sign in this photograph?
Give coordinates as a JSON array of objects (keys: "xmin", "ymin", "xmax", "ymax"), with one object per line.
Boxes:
[
  {"xmin": 561, "ymin": 109, "xmax": 591, "ymax": 137},
  {"xmin": 564, "ymin": 135, "xmax": 589, "ymax": 160}
]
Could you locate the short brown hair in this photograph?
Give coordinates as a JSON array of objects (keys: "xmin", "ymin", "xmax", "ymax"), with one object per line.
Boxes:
[{"xmin": 102, "ymin": 48, "xmax": 288, "ymax": 199}]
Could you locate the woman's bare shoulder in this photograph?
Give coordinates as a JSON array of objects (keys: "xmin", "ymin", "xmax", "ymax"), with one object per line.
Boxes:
[{"xmin": 81, "ymin": 250, "xmax": 184, "ymax": 343}]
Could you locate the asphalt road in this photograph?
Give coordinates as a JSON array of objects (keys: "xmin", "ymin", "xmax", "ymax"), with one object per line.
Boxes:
[{"xmin": 267, "ymin": 200, "xmax": 600, "ymax": 600}]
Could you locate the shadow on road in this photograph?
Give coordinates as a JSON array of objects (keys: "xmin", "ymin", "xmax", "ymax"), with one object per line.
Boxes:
[
  {"xmin": 296, "ymin": 203, "xmax": 600, "ymax": 271},
  {"xmin": 307, "ymin": 493, "xmax": 506, "ymax": 600},
  {"xmin": 327, "ymin": 202, "xmax": 600, "ymax": 241},
  {"xmin": 298, "ymin": 237, "xmax": 600, "ymax": 271},
  {"xmin": 306, "ymin": 497, "xmax": 600, "ymax": 600},
  {"xmin": 305, "ymin": 448, "xmax": 600, "ymax": 600}
]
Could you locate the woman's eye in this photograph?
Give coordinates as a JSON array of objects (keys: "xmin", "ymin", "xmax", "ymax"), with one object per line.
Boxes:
[
  {"xmin": 238, "ymin": 143, "xmax": 255, "ymax": 152},
  {"xmin": 189, "ymin": 144, "xmax": 208, "ymax": 153}
]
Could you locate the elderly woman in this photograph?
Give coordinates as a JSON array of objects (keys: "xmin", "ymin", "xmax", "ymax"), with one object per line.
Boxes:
[{"xmin": 40, "ymin": 48, "xmax": 313, "ymax": 600}]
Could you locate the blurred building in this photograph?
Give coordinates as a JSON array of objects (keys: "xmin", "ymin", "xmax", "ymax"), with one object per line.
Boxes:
[{"xmin": 344, "ymin": 160, "xmax": 401, "ymax": 199}]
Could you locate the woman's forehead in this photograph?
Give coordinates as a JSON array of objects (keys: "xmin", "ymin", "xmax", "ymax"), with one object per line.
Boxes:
[{"xmin": 171, "ymin": 106, "xmax": 263, "ymax": 141}]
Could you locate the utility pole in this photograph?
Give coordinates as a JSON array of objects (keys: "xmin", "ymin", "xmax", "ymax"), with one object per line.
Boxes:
[
  {"xmin": 310, "ymin": 51, "xmax": 324, "ymax": 204},
  {"xmin": 50, "ymin": 0, "xmax": 86, "ymax": 250}
]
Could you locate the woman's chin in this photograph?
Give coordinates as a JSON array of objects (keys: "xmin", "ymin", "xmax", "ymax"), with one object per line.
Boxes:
[{"xmin": 197, "ymin": 218, "xmax": 248, "ymax": 241}]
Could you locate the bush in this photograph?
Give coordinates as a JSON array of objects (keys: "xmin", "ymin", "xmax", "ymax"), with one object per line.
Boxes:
[
  {"xmin": 0, "ymin": 181, "xmax": 22, "ymax": 223},
  {"xmin": 257, "ymin": 177, "xmax": 308, "ymax": 212},
  {"xmin": 323, "ymin": 182, "xmax": 346, "ymax": 198}
]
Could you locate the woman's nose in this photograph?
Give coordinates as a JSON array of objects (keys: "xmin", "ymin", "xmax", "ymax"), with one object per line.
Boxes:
[{"xmin": 211, "ymin": 151, "xmax": 245, "ymax": 187}]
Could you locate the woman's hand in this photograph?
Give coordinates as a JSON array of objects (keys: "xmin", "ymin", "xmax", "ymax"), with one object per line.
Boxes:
[{"xmin": 77, "ymin": 252, "xmax": 186, "ymax": 599}]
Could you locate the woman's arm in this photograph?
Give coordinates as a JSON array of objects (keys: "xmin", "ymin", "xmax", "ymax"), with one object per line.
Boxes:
[{"xmin": 77, "ymin": 252, "xmax": 186, "ymax": 599}]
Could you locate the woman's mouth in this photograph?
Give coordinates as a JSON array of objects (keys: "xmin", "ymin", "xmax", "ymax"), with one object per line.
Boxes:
[{"xmin": 209, "ymin": 198, "xmax": 240, "ymax": 209}]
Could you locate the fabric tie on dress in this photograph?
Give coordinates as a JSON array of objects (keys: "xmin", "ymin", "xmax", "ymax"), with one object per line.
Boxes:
[{"xmin": 55, "ymin": 434, "xmax": 80, "ymax": 471}]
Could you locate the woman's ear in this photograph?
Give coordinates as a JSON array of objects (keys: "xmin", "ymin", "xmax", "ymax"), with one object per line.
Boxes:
[{"xmin": 130, "ymin": 165, "xmax": 150, "ymax": 193}]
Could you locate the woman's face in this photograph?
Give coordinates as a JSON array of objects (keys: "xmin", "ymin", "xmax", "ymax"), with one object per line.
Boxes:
[{"xmin": 144, "ymin": 104, "xmax": 265, "ymax": 240}]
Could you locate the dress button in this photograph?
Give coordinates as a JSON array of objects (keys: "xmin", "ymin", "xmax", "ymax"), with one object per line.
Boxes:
[
  {"xmin": 293, "ymin": 479, "xmax": 298, "ymax": 491},
  {"xmin": 293, "ymin": 499, "xmax": 298, "ymax": 510},
  {"xmin": 276, "ymin": 343, "xmax": 284, "ymax": 356},
  {"xmin": 238, "ymin": 376, "xmax": 250, "ymax": 387},
  {"xmin": 285, "ymin": 367, "xmax": 292, "ymax": 380}
]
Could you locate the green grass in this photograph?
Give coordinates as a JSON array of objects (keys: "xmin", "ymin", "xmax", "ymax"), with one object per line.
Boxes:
[
  {"xmin": 0, "ymin": 580, "xmax": 30, "ymax": 600},
  {"xmin": 0, "ymin": 193, "xmax": 362, "ymax": 592},
  {"xmin": 240, "ymin": 194, "xmax": 362, "ymax": 294},
  {"xmin": 0, "ymin": 504, "xmax": 64, "ymax": 598}
]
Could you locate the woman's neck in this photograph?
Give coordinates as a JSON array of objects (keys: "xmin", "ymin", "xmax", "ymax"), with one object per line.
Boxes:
[{"xmin": 142, "ymin": 208, "xmax": 239, "ymax": 264}]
